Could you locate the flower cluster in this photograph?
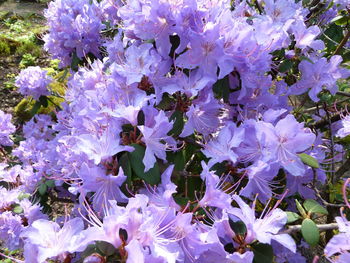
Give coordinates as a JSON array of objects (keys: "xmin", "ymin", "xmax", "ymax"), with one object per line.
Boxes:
[
  {"xmin": 1, "ymin": 0, "xmax": 350, "ymax": 262},
  {"xmin": 15, "ymin": 66, "xmax": 52, "ymax": 100}
]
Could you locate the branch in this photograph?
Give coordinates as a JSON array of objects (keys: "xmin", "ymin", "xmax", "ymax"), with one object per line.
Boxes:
[
  {"xmin": 310, "ymin": 111, "xmax": 345, "ymax": 129},
  {"xmin": 334, "ymin": 29, "xmax": 350, "ymax": 56},
  {"xmin": 281, "ymin": 223, "xmax": 338, "ymax": 234},
  {"xmin": 334, "ymin": 158, "xmax": 350, "ymax": 182},
  {"xmin": 336, "ymin": 91, "xmax": 350, "ymax": 98}
]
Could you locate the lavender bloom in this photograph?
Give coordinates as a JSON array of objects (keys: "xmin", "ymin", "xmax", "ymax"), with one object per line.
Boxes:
[
  {"xmin": 138, "ymin": 110, "xmax": 176, "ymax": 171},
  {"xmin": 141, "ymin": 165, "xmax": 180, "ymax": 210},
  {"xmin": 75, "ymin": 122, "xmax": 133, "ymax": 165},
  {"xmin": 113, "ymin": 43, "xmax": 162, "ymax": 85},
  {"xmin": 0, "ymin": 110, "xmax": 15, "ymax": 146},
  {"xmin": 44, "ymin": 0, "xmax": 103, "ymax": 67},
  {"xmin": 21, "ymin": 218, "xmax": 85, "ymax": 263},
  {"xmin": 325, "ymin": 214, "xmax": 350, "ymax": 259},
  {"xmin": 0, "ymin": 212, "xmax": 23, "ymax": 250},
  {"xmin": 180, "ymin": 91, "xmax": 222, "ymax": 138},
  {"xmin": 292, "ymin": 56, "xmax": 349, "ymax": 102},
  {"xmin": 273, "ymin": 115, "xmax": 316, "ymax": 176},
  {"xmin": 229, "ymin": 195, "xmax": 296, "ymax": 252},
  {"xmin": 337, "ymin": 114, "xmax": 350, "ymax": 138},
  {"xmin": 198, "ymin": 161, "xmax": 232, "ymax": 209},
  {"xmin": 176, "ymin": 22, "xmax": 227, "ymax": 79},
  {"xmin": 15, "ymin": 66, "xmax": 52, "ymax": 100},
  {"xmin": 78, "ymin": 163, "xmax": 128, "ymax": 213},
  {"xmin": 202, "ymin": 123, "xmax": 245, "ymax": 168}
]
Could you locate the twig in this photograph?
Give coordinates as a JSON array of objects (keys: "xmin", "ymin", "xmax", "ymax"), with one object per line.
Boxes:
[
  {"xmin": 314, "ymin": 186, "xmax": 345, "ymax": 208},
  {"xmin": 336, "ymin": 91, "xmax": 350, "ymax": 98},
  {"xmin": 310, "ymin": 110, "xmax": 346, "ymax": 129},
  {"xmin": 334, "ymin": 158, "xmax": 350, "ymax": 183},
  {"xmin": 324, "ymin": 103, "xmax": 336, "ymax": 183},
  {"xmin": 281, "ymin": 223, "xmax": 338, "ymax": 234},
  {"xmin": 333, "ymin": 29, "xmax": 350, "ymax": 55}
]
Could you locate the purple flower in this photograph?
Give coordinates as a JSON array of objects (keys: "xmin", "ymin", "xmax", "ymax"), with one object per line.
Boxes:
[
  {"xmin": 138, "ymin": 110, "xmax": 176, "ymax": 171},
  {"xmin": 0, "ymin": 110, "xmax": 15, "ymax": 146},
  {"xmin": 273, "ymin": 115, "xmax": 315, "ymax": 176},
  {"xmin": 198, "ymin": 161, "xmax": 232, "ymax": 209},
  {"xmin": 44, "ymin": 0, "xmax": 103, "ymax": 67},
  {"xmin": 292, "ymin": 56, "xmax": 349, "ymax": 102},
  {"xmin": 75, "ymin": 122, "xmax": 133, "ymax": 165},
  {"xmin": 202, "ymin": 123, "xmax": 245, "ymax": 168},
  {"xmin": 176, "ymin": 22, "xmax": 227, "ymax": 79},
  {"xmin": 337, "ymin": 114, "xmax": 350, "ymax": 138},
  {"xmin": 21, "ymin": 218, "xmax": 86, "ymax": 262},
  {"xmin": 78, "ymin": 163, "xmax": 128, "ymax": 213},
  {"xmin": 228, "ymin": 195, "xmax": 296, "ymax": 252},
  {"xmin": 141, "ymin": 165, "xmax": 180, "ymax": 210},
  {"xmin": 15, "ymin": 66, "xmax": 52, "ymax": 100},
  {"xmin": 0, "ymin": 212, "xmax": 23, "ymax": 250},
  {"xmin": 113, "ymin": 43, "xmax": 162, "ymax": 85},
  {"xmin": 180, "ymin": 90, "xmax": 222, "ymax": 137},
  {"xmin": 325, "ymin": 214, "xmax": 350, "ymax": 259}
]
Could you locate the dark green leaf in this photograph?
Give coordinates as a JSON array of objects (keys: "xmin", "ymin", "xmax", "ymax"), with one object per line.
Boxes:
[
  {"xmin": 168, "ymin": 110, "xmax": 184, "ymax": 137},
  {"xmin": 298, "ymin": 153, "xmax": 319, "ymax": 169},
  {"xmin": 38, "ymin": 183, "xmax": 47, "ymax": 196},
  {"xmin": 45, "ymin": 180, "xmax": 55, "ymax": 188},
  {"xmin": 39, "ymin": 96, "xmax": 48, "ymax": 108},
  {"xmin": 213, "ymin": 75, "xmax": 231, "ymax": 103},
  {"xmin": 278, "ymin": 60, "xmax": 293, "ymax": 72},
  {"xmin": 299, "ymin": 56, "xmax": 314, "ymax": 64},
  {"xmin": 229, "ymin": 219, "xmax": 247, "ymax": 236},
  {"xmin": 174, "ymin": 150, "xmax": 185, "ymax": 171},
  {"xmin": 71, "ymin": 51, "xmax": 80, "ymax": 71},
  {"xmin": 303, "ymin": 199, "xmax": 328, "ymax": 215},
  {"xmin": 301, "ymin": 218, "xmax": 319, "ymax": 246},
  {"xmin": 128, "ymin": 144, "xmax": 160, "ymax": 185},
  {"xmin": 252, "ymin": 243, "xmax": 273, "ymax": 263},
  {"xmin": 96, "ymin": 241, "xmax": 117, "ymax": 256},
  {"xmin": 120, "ymin": 153, "xmax": 132, "ymax": 184},
  {"xmin": 30, "ymin": 101, "xmax": 41, "ymax": 116},
  {"xmin": 286, "ymin": 212, "xmax": 301, "ymax": 223}
]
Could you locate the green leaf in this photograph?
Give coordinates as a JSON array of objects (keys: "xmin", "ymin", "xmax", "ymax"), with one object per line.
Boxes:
[
  {"xmin": 331, "ymin": 15, "xmax": 350, "ymax": 26},
  {"xmin": 229, "ymin": 219, "xmax": 247, "ymax": 236},
  {"xmin": 251, "ymin": 243, "xmax": 273, "ymax": 263},
  {"xmin": 39, "ymin": 95, "xmax": 48, "ymax": 108},
  {"xmin": 30, "ymin": 100, "xmax": 41, "ymax": 116},
  {"xmin": 128, "ymin": 144, "xmax": 160, "ymax": 185},
  {"xmin": 168, "ymin": 110, "xmax": 184, "ymax": 137},
  {"xmin": 174, "ymin": 150, "xmax": 185, "ymax": 171},
  {"xmin": 303, "ymin": 199, "xmax": 328, "ymax": 215},
  {"xmin": 45, "ymin": 180, "xmax": 55, "ymax": 188},
  {"xmin": 120, "ymin": 152, "xmax": 132, "ymax": 184},
  {"xmin": 298, "ymin": 153, "xmax": 319, "ymax": 169},
  {"xmin": 299, "ymin": 56, "xmax": 314, "ymax": 64},
  {"xmin": 295, "ymin": 199, "xmax": 307, "ymax": 218},
  {"xmin": 38, "ymin": 183, "xmax": 47, "ymax": 195},
  {"xmin": 286, "ymin": 212, "xmax": 301, "ymax": 223},
  {"xmin": 213, "ymin": 75, "xmax": 231, "ymax": 103},
  {"xmin": 13, "ymin": 205, "xmax": 23, "ymax": 214},
  {"xmin": 96, "ymin": 241, "xmax": 117, "ymax": 256},
  {"xmin": 301, "ymin": 218, "xmax": 320, "ymax": 246},
  {"xmin": 18, "ymin": 193, "xmax": 31, "ymax": 201},
  {"xmin": 71, "ymin": 51, "xmax": 80, "ymax": 71},
  {"xmin": 278, "ymin": 59, "xmax": 293, "ymax": 72}
]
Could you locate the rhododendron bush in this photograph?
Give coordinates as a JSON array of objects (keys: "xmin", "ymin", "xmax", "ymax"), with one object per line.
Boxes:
[{"xmin": 1, "ymin": 0, "xmax": 350, "ymax": 262}]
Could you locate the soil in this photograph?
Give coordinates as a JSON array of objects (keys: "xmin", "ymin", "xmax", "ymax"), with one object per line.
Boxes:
[{"xmin": 0, "ymin": 0, "xmax": 48, "ymax": 114}]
